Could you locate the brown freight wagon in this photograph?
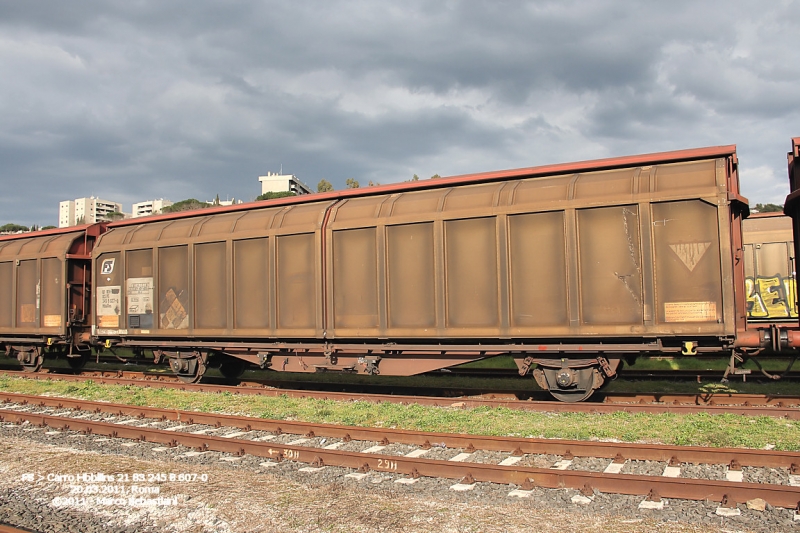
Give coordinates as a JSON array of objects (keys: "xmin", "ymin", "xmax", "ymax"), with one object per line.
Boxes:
[
  {"xmin": 0, "ymin": 224, "xmax": 104, "ymax": 371},
  {"xmin": 92, "ymin": 145, "xmax": 795, "ymax": 401},
  {"xmin": 741, "ymin": 213, "xmax": 796, "ymax": 323}
]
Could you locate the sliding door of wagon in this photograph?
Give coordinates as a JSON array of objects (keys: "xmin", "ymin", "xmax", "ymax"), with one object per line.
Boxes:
[{"xmin": 651, "ymin": 200, "xmax": 725, "ymax": 332}]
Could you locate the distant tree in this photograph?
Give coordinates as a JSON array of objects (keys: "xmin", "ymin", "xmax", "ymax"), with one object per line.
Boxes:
[
  {"xmin": 256, "ymin": 191, "xmax": 296, "ymax": 201},
  {"xmin": 161, "ymin": 199, "xmax": 213, "ymax": 213},
  {"xmin": 317, "ymin": 179, "xmax": 334, "ymax": 193},
  {"xmin": 30, "ymin": 224, "xmax": 38, "ymax": 232},
  {"xmin": 105, "ymin": 211, "xmax": 125, "ymax": 221},
  {"xmin": 430, "ymin": 174, "xmax": 441, "ymax": 180},
  {"xmin": 411, "ymin": 174, "xmax": 420, "ymax": 181},
  {"xmin": 346, "ymin": 178, "xmax": 360, "ymax": 189},
  {"xmin": 368, "ymin": 180, "xmax": 381, "ymax": 187},
  {"xmin": 214, "ymin": 193, "xmax": 220, "ymax": 206},
  {"xmin": 753, "ymin": 203, "xmax": 783, "ymax": 213},
  {"xmin": 42, "ymin": 225, "xmax": 56, "ymax": 230},
  {"xmin": 76, "ymin": 216, "xmax": 85, "ymax": 225},
  {"xmin": 0, "ymin": 223, "xmax": 29, "ymax": 233}
]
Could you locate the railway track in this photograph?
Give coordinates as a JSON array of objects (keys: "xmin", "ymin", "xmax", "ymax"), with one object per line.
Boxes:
[
  {"xmin": 1, "ymin": 369, "xmax": 799, "ymax": 418},
  {"xmin": 2, "ymin": 391, "xmax": 799, "ymax": 511}
]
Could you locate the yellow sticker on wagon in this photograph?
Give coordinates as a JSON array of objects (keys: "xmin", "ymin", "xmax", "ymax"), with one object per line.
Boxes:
[
  {"xmin": 43, "ymin": 315, "xmax": 61, "ymax": 327},
  {"xmin": 664, "ymin": 301, "xmax": 717, "ymax": 322}
]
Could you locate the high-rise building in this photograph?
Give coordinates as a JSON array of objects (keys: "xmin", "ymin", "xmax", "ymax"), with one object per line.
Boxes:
[
  {"xmin": 58, "ymin": 197, "xmax": 125, "ymax": 228},
  {"xmin": 258, "ymin": 172, "xmax": 312, "ymax": 196},
  {"xmin": 132, "ymin": 199, "xmax": 173, "ymax": 218}
]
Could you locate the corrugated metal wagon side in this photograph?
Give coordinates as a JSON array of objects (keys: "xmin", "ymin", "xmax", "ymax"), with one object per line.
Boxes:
[
  {"xmin": 91, "ymin": 200, "xmax": 336, "ymax": 380},
  {"xmin": 0, "ymin": 224, "xmax": 104, "ymax": 371},
  {"xmin": 91, "ymin": 144, "xmax": 778, "ymax": 400}
]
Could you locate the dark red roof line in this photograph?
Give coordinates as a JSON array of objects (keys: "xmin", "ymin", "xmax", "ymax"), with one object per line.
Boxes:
[
  {"xmin": 0, "ymin": 223, "xmax": 103, "ymax": 243},
  {"xmin": 108, "ymin": 144, "xmax": 738, "ymax": 228}
]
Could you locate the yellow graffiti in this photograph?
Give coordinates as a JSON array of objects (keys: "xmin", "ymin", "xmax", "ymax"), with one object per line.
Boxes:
[{"xmin": 746, "ymin": 275, "xmax": 798, "ymax": 319}]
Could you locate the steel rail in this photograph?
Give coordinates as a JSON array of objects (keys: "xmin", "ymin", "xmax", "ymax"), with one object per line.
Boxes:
[
  {"xmin": 2, "ymin": 408, "xmax": 798, "ymax": 509},
  {"xmin": 3, "ymin": 391, "xmax": 798, "ymax": 469},
  {"xmin": 2, "ymin": 369, "xmax": 799, "ymax": 417}
]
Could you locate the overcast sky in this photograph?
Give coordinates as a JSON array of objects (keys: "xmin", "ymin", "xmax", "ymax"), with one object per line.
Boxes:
[{"xmin": 1, "ymin": 1, "xmax": 798, "ymax": 226}]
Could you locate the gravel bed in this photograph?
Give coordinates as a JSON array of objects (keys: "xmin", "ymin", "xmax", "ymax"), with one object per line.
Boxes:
[{"xmin": 0, "ymin": 407, "xmax": 798, "ymax": 532}]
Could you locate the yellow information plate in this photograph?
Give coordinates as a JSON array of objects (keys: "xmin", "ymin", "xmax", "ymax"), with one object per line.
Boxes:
[
  {"xmin": 43, "ymin": 315, "xmax": 62, "ymax": 327},
  {"xmin": 664, "ymin": 302, "xmax": 717, "ymax": 322},
  {"xmin": 98, "ymin": 315, "xmax": 120, "ymax": 328}
]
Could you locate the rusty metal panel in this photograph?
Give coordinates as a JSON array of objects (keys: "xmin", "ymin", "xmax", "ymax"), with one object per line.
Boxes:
[
  {"xmin": 508, "ymin": 211, "xmax": 568, "ymax": 327},
  {"xmin": 40, "ymin": 258, "xmax": 63, "ymax": 329},
  {"xmin": 390, "ymin": 189, "xmax": 444, "ymax": 217},
  {"xmin": 233, "ymin": 238, "xmax": 270, "ymax": 330},
  {"xmin": 96, "ymin": 252, "xmax": 122, "ymax": 330},
  {"xmin": 652, "ymin": 200, "xmax": 722, "ymax": 325},
  {"xmin": 444, "ymin": 217, "xmax": 499, "ymax": 328},
  {"xmin": 0, "ymin": 262, "xmax": 11, "ymax": 327},
  {"xmin": 333, "ymin": 228, "xmax": 379, "ymax": 329},
  {"xmin": 125, "ymin": 249, "xmax": 154, "ymax": 330},
  {"xmin": 573, "ymin": 168, "xmax": 636, "ymax": 201},
  {"xmin": 510, "ymin": 176, "xmax": 572, "ymax": 205},
  {"xmin": 159, "ymin": 219, "xmax": 201, "ymax": 241},
  {"xmin": 16, "ymin": 260, "xmax": 37, "ymax": 327},
  {"xmin": 158, "ymin": 246, "xmax": 189, "ymax": 330},
  {"xmin": 654, "ymin": 160, "xmax": 718, "ymax": 193},
  {"xmin": 231, "ymin": 208, "xmax": 281, "ymax": 233},
  {"xmin": 332, "ymin": 197, "xmax": 385, "ymax": 223},
  {"xmin": 386, "ymin": 223, "xmax": 436, "ymax": 329},
  {"xmin": 197, "ymin": 213, "xmax": 241, "ymax": 237},
  {"xmin": 276, "ymin": 233, "xmax": 316, "ymax": 330},
  {"xmin": 578, "ymin": 206, "xmax": 643, "ymax": 325},
  {"xmin": 98, "ymin": 226, "xmax": 135, "ymax": 246},
  {"xmin": 194, "ymin": 242, "xmax": 227, "ymax": 329},
  {"xmin": 278, "ymin": 203, "xmax": 329, "ymax": 230},
  {"xmin": 127, "ymin": 224, "xmax": 163, "ymax": 245},
  {"xmin": 442, "ymin": 183, "xmax": 501, "ymax": 212}
]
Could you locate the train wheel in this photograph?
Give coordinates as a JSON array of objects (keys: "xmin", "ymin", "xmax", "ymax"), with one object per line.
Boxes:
[
  {"xmin": 66, "ymin": 351, "xmax": 90, "ymax": 372},
  {"xmin": 219, "ymin": 357, "xmax": 247, "ymax": 380},
  {"xmin": 168, "ymin": 351, "xmax": 207, "ymax": 384},
  {"xmin": 15, "ymin": 346, "xmax": 44, "ymax": 373},
  {"xmin": 542, "ymin": 366, "xmax": 600, "ymax": 402}
]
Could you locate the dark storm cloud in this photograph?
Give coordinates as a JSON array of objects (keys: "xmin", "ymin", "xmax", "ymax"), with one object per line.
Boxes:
[{"xmin": 0, "ymin": 1, "xmax": 798, "ymax": 226}]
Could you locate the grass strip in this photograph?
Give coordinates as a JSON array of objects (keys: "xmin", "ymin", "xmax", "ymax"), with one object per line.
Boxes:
[{"xmin": 0, "ymin": 376, "xmax": 797, "ymax": 452}]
